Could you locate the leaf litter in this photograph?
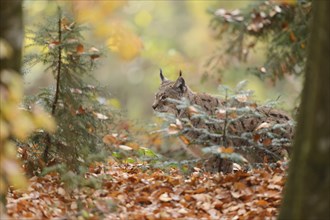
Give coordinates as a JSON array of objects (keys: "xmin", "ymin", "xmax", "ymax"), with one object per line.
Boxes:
[{"xmin": 6, "ymin": 160, "xmax": 287, "ymax": 219}]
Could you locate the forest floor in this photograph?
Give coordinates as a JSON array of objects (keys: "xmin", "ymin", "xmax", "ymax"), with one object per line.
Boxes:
[{"xmin": 5, "ymin": 159, "xmax": 287, "ymax": 220}]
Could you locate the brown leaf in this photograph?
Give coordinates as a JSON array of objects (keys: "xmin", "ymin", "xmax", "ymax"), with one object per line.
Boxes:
[
  {"xmin": 76, "ymin": 106, "xmax": 86, "ymax": 115},
  {"xmin": 262, "ymin": 138, "xmax": 272, "ymax": 146},
  {"xmin": 214, "ymin": 201, "xmax": 224, "ymax": 210},
  {"xmin": 253, "ymin": 134, "xmax": 261, "ymax": 142},
  {"xmin": 89, "ymin": 47, "xmax": 101, "ymax": 60},
  {"xmin": 192, "ymin": 193, "xmax": 211, "ymax": 202},
  {"xmin": 179, "ymin": 135, "xmax": 190, "ymax": 145},
  {"xmin": 188, "ymin": 106, "xmax": 198, "ymax": 116},
  {"xmin": 233, "ymin": 182, "xmax": 247, "ymax": 190},
  {"xmin": 290, "ymin": 31, "xmax": 297, "ymax": 42},
  {"xmin": 194, "ymin": 187, "xmax": 206, "ymax": 194},
  {"xmin": 90, "ymin": 54, "xmax": 100, "ymax": 60},
  {"xmin": 125, "ymin": 142, "xmax": 140, "ymax": 150},
  {"xmin": 48, "ymin": 41, "xmax": 60, "ymax": 49},
  {"xmin": 219, "ymin": 146, "xmax": 234, "ymax": 154},
  {"xmin": 184, "ymin": 194, "xmax": 193, "ymax": 202},
  {"xmin": 76, "ymin": 44, "xmax": 84, "ymax": 54},
  {"xmin": 216, "ymin": 109, "xmax": 226, "ymax": 119},
  {"xmin": 256, "ymin": 199, "xmax": 268, "ymax": 207},
  {"xmin": 57, "ymin": 187, "xmax": 66, "ymax": 196},
  {"xmin": 135, "ymin": 196, "xmax": 151, "ymax": 205},
  {"xmin": 230, "ymin": 191, "xmax": 241, "ymax": 199},
  {"xmin": 271, "ymin": 175, "xmax": 283, "ymax": 184},
  {"xmin": 102, "ymin": 134, "xmax": 118, "ymax": 144},
  {"xmin": 168, "ymin": 124, "xmax": 180, "ymax": 135}
]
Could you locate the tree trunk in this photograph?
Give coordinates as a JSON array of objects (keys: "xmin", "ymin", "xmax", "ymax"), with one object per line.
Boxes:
[
  {"xmin": 279, "ymin": 1, "xmax": 330, "ymax": 219},
  {"xmin": 0, "ymin": 0, "xmax": 23, "ymax": 73}
]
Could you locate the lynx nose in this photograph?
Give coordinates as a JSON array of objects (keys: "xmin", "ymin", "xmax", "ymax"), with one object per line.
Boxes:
[{"xmin": 152, "ymin": 103, "xmax": 158, "ymax": 110}]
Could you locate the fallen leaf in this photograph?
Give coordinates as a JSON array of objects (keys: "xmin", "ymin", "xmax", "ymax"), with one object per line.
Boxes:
[
  {"xmin": 102, "ymin": 134, "xmax": 118, "ymax": 144},
  {"xmin": 219, "ymin": 146, "xmax": 234, "ymax": 154},
  {"xmin": 118, "ymin": 145, "xmax": 133, "ymax": 151},
  {"xmin": 57, "ymin": 187, "xmax": 66, "ymax": 196},
  {"xmin": 159, "ymin": 193, "xmax": 172, "ymax": 202},
  {"xmin": 179, "ymin": 135, "xmax": 190, "ymax": 145},
  {"xmin": 256, "ymin": 199, "xmax": 268, "ymax": 207},
  {"xmin": 93, "ymin": 112, "xmax": 108, "ymax": 120}
]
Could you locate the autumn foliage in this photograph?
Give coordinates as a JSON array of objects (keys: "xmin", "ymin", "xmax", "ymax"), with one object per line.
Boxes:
[
  {"xmin": 1, "ymin": 1, "xmax": 318, "ymax": 219},
  {"xmin": 207, "ymin": 0, "xmax": 311, "ymax": 82},
  {"xmin": 7, "ymin": 160, "xmax": 287, "ymax": 219}
]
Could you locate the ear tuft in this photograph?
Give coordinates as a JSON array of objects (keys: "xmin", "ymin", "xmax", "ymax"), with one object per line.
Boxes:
[
  {"xmin": 179, "ymin": 70, "xmax": 182, "ymax": 77},
  {"xmin": 160, "ymin": 68, "xmax": 165, "ymax": 82},
  {"xmin": 174, "ymin": 73, "xmax": 186, "ymax": 93}
]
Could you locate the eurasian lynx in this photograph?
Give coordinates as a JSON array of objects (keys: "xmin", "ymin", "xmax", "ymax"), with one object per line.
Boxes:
[{"xmin": 153, "ymin": 70, "xmax": 294, "ymax": 172}]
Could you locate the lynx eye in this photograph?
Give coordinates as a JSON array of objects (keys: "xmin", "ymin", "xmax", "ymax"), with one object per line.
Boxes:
[{"xmin": 161, "ymin": 95, "xmax": 167, "ymax": 100}]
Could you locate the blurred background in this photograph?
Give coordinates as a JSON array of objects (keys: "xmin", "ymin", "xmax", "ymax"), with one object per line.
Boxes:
[{"xmin": 22, "ymin": 0, "xmax": 302, "ymax": 122}]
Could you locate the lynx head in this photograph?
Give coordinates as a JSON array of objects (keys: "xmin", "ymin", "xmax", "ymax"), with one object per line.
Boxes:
[{"xmin": 152, "ymin": 69, "xmax": 188, "ymax": 115}]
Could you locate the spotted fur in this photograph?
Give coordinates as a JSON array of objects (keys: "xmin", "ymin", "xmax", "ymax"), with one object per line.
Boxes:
[{"xmin": 153, "ymin": 70, "xmax": 294, "ymax": 171}]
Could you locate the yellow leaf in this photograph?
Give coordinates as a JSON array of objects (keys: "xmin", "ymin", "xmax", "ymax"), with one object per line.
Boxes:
[
  {"xmin": 108, "ymin": 98, "xmax": 121, "ymax": 109},
  {"xmin": 1, "ymin": 70, "xmax": 23, "ymax": 102},
  {"xmin": 276, "ymin": 0, "xmax": 297, "ymax": 5},
  {"xmin": 126, "ymin": 142, "xmax": 140, "ymax": 150},
  {"xmin": 0, "ymin": 39, "xmax": 13, "ymax": 59},
  {"xmin": 134, "ymin": 10, "xmax": 152, "ymax": 28},
  {"xmin": 2, "ymin": 157, "xmax": 27, "ymax": 190},
  {"xmin": 100, "ymin": 1, "xmax": 127, "ymax": 14},
  {"xmin": 0, "ymin": 119, "xmax": 9, "ymax": 141},
  {"xmin": 106, "ymin": 23, "xmax": 143, "ymax": 60},
  {"xmin": 32, "ymin": 107, "xmax": 56, "ymax": 132},
  {"xmin": 11, "ymin": 112, "xmax": 36, "ymax": 141},
  {"xmin": 0, "ymin": 178, "xmax": 6, "ymax": 194}
]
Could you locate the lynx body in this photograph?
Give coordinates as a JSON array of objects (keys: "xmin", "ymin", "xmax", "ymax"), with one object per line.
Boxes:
[{"xmin": 153, "ymin": 70, "xmax": 294, "ymax": 171}]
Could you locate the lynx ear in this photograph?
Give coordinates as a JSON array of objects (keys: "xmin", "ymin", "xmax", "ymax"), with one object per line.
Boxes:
[
  {"xmin": 160, "ymin": 68, "xmax": 166, "ymax": 82},
  {"xmin": 173, "ymin": 70, "xmax": 186, "ymax": 93}
]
